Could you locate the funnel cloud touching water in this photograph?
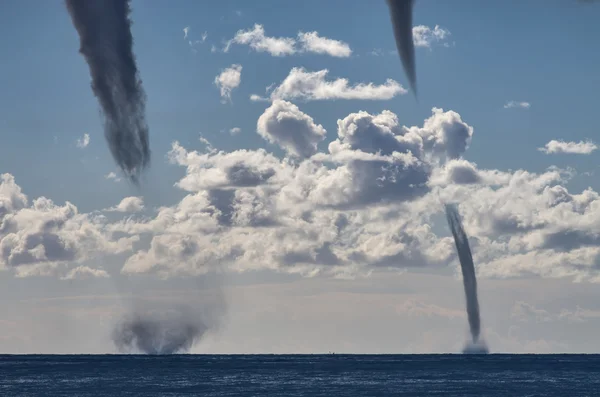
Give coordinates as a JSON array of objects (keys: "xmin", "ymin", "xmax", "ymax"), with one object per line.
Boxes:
[
  {"xmin": 386, "ymin": 0, "xmax": 417, "ymax": 96},
  {"xmin": 65, "ymin": 0, "xmax": 150, "ymax": 184},
  {"xmin": 112, "ymin": 306, "xmax": 209, "ymax": 355},
  {"xmin": 445, "ymin": 204, "xmax": 489, "ymax": 354}
]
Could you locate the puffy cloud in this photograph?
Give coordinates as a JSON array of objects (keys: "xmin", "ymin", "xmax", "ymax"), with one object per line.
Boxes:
[
  {"xmin": 113, "ymin": 107, "xmax": 472, "ymax": 278},
  {"xmin": 0, "ymin": 173, "xmax": 137, "ymax": 276},
  {"xmin": 106, "ymin": 197, "xmax": 144, "ymax": 213},
  {"xmin": 76, "ymin": 133, "xmax": 90, "ymax": 148},
  {"xmin": 105, "ymin": 172, "xmax": 121, "ymax": 182},
  {"xmin": 214, "ymin": 64, "xmax": 242, "ymax": 103},
  {"xmin": 256, "ymin": 100, "xmax": 327, "ymax": 158},
  {"xmin": 61, "ymin": 265, "xmax": 109, "ymax": 280},
  {"xmin": 412, "ymin": 25, "xmax": 451, "ymax": 48},
  {"xmin": 224, "ymin": 24, "xmax": 352, "ymax": 58},
  {"xmin": 504, "ymin": 101, "xmax": 531, "ymax": 109},
  {"xmin": 297, "ymin": 31, "xmax": 351, "ymax": 57},
  {"xmin": 253, "ymin": 67, "xmax": 406, "ymax": 102},
  {"xmin": 224, "ymin": 24, "xmax": 296, "ymax": 56},
  {"xmin": 539, "ymin": 140, "xmax": 597, "ymax": 155},
  {"xmin": 8, "ymin": 104, "xmax": 600, "ymax": 284},
  {"xmin": 229, "ymin": 127, "xmax": 242, "ymax": 135}
]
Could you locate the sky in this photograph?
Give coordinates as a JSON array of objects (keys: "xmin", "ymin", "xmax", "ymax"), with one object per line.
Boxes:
[{"xmin": 1, "ymin": 0, "xmax": 600, "ymax": 354}]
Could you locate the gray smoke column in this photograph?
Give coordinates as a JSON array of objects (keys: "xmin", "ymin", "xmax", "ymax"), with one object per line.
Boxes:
[
  {"xmin": 65, "ymin": 0, "xmax": 150, "ymax": 184},
  {"xmin": 386, "ymin": 0, "xmax": 417, "ymax": 97},
  {"xmin": 444, "ymin": 203, "xmax": 489, "ymax": 354},
  {"xmin": 112, "ymin": 305, "xmax": 211, "ymax": 355}
]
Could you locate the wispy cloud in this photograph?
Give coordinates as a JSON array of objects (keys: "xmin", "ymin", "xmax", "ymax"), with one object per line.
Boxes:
[
  {"xmin": 504, "ymin": 101, "xmax": 531, "ymax": 109},
  {"xmin": 215, "ymin": 64, "xmax": 242, "ymax": 103},
  {"xmin": 76, "ymin": 133, "xmax": 90, "ymax": 148},
  {"xmin": 229, "ymin": 127, "xmax": 242, "ymax": 135},
  {"xmin": 183, "ymin": 26, "xmax": 207, "ymax": 53},
  {"xmin": 539, "ymin": 140, "xmax": 598, "ymax": 155}
]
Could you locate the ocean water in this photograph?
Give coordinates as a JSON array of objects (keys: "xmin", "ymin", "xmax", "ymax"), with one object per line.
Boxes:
[{"xmin": 1, "ymin": 354, "xmax": 599, "ymax": 396}]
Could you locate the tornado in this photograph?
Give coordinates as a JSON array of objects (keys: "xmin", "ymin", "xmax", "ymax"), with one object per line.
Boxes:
[
  {"xmin": 386, "ymin": 0, "xmax": 417, "ymax": 97},
  {"xmin": 112, "ymin": 306, "xmax": 210, "ymax": 355},
  {"xmin": 65, "ymin": 0, "xmax": 150, "ymax": 184},
  {"xmin": 445, "ymin": 203, "xmax": 488, "ymax": 354}
]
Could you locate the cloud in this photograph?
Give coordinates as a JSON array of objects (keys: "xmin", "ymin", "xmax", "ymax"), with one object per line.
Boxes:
[
  {"xmin": 257, "ymin": 100, "xmax": 327, "ymax": 158},
  {"xmin": 9, "ymin": 104, "xmax": 600, "ymax": 284},
  {"xmin": 76, "ymin": 133, "xmax": 90, "ymax": 148},
  {"xmin": 61, "ymin": 265, "xmax": 109, "ymax": 280},
  {"xmin": 183, "ymin": 26, "xmax": 189, "ymax": 40},
  {"xmin": 106, "ymin": 197, "xmax": 144, "ymax": 213},
  {"xmin": 253, "ymin": 67, "xmax": 406, "ymax": 102},
  {"xmin": 538, "ymin": 140, "xmax": 597, "ymax": 155},
  {"xmin": 0, "ymin": 173, "xmax": 137, "ymax": 276},
  {"xmin": 412, "ymin": 25, "xmax": 451, "ymax": 48},
  {"xmin": 105, "ymin": 172, "xmax": 121, "ymax": 182},
  {"xmin": 511, "ymin": 301, "xmax": 600, "ymax": 324},
  {"xmin": 224, "ymin": 24, "xmax": 351, "ymax": 58},
  {"xmin": 224, "ymin": 24, "xmax": 295, "ymax": 56},
  {"xmin": 297, "ymin": 31, "xmax": 352, "ymax": 57},
  {"xmin": 504, "ymin": 101, "xmax": 531, "ymax": 109},
  {"xmin": 229, "ymin": 127, "xmax": 242, "ymax": 135},
  {"xmin": 215, "ymin": 64, "xmax": 242, "ymax": 103}
]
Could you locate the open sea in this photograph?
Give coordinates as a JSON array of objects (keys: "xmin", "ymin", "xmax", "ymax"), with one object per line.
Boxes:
[{"xmin": 1, "ymin": 354, "xmax": 599, "ymax": 396}]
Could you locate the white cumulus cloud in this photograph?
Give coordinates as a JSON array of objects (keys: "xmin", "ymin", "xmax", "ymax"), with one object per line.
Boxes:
[
  {"xmin": 257, "ymin": 100, "xmax": 327, "ymax": 158},
  {"xmin": 8, "ymin": 105, "xmax": 600, "ymax": 285},
  {"xmin": 215, "ymin": 64, "xmax": 242, "ymax": 103},
  {"xmin": 412, "ymin": 25, "xmax": 451, "ymax": 48},
  {"xmin": 225, "ymin": 24, "xmax": 296, "ymax": 56},
  {"xmin": 61, "ymin": 265, "xmax": 109, "ymax": 280},
  {"xmin": 253, "ymin": 67, "xmax": 406, "ymax": 102},
  {"xmin": 297, "ymin": 31, "xmax": 352, "ymax": 57},
  {"xmin": 76, "ymin": 133, "xmax": 90, "ymax": 148},
  {"xmin": 106, "ymin": 197, "xmax": 145, "ymax": 213},
  {"xmin": 539, "ymin": 140, "xmax": 597, "ymax": 155},
  {"xmin": 224, "ymin": 24, "xmax": 351, "ymax": 58}
]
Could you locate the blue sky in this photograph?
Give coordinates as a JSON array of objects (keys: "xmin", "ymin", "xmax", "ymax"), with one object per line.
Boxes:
[
  {"xmin": 2, "ymin": 0, "xmax": 599, "ymax": 210},
  {"xmin": 2, "ymin": 0, "xmax": 600, "ymax": 353}
]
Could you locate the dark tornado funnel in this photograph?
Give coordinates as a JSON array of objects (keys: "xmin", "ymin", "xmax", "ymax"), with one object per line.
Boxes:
[
  {"xmin": 386, "ymin": 0, "xmax": 417, "ymax": 97},
  {"xmin": 445, "ymin": 204, "xmax": 488, "ymax": 354},
  {"xmin": 65, "ymin": 0, "xmax": 150, "ymax": 184}
]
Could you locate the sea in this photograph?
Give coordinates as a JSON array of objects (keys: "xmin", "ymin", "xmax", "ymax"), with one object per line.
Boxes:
[{"xmin": 1, "ymin": 354, "xmax": 599, "ymax": 396}]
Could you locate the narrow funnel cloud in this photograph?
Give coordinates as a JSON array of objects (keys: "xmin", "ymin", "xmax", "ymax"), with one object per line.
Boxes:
[
  {"xmin": 386, "ymin": 0, "xmax": 417, "ymax": 97},
  {"xmin": 445, "ymin": 204, "xmax": 489, "ymax": 354},
  {"xmin": 65, "ymin": 0, "xmax": 150, "ymax": 184}
]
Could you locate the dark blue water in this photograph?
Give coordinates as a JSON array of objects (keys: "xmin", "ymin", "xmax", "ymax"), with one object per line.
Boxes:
[{"xmin": 1, "ymin": 354, "xmax": 599, "ymax": 396}]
